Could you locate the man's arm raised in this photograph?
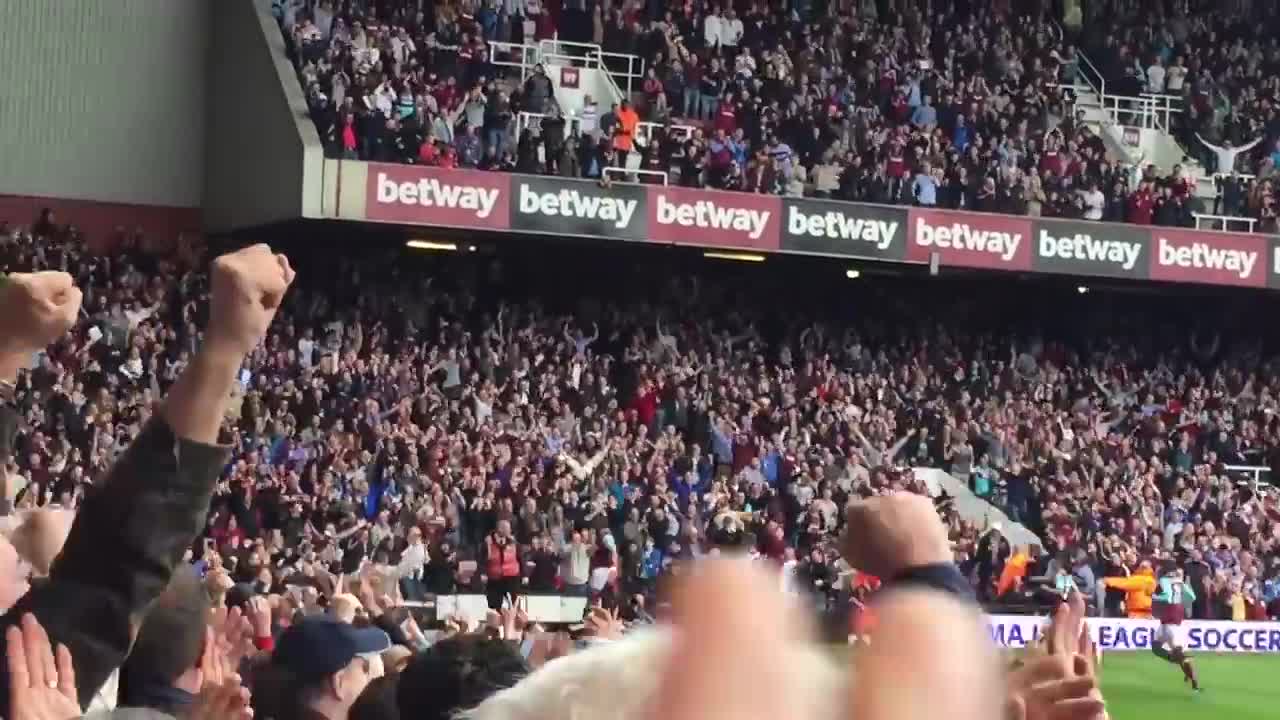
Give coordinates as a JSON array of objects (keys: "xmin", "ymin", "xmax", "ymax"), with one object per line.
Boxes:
[{"xmin": 0, "ymin": 245, "xmax": 294, "ymax": 709}]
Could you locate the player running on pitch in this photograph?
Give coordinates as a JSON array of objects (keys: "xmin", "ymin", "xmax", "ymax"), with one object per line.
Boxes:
[{"xmin": 1150, "ymin": 565, "xmax": 1201, "ymax": 692}]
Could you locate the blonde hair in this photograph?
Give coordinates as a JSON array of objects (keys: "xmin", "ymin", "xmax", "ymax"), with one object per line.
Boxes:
[{"xmin": 460, "ymin": 628, "xmax": 845, "ymax": 720}]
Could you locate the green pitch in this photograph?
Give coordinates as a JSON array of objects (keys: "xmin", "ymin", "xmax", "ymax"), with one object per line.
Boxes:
[{"xmin": 1100, "ymin": 653, "xmax": 1279, "ymax": 720}]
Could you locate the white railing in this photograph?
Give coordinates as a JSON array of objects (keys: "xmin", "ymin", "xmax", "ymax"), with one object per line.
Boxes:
[
  {"xmin": 490, "ymin": 39, "xmax": 647, "ymax": 111},
  {"xmin": 598, "ymin": 49, "xmax": 645, "ymax": 97},
  {"xmin": 520, "ymin": 111, "xmax": 694, "ymax": 147},
  {"xmin": 1192, "ymin": 170, "xmax": 1259, "ymax": 211},
  {"xmin": 487, "ymin": 40, "xmax": 539, "ymax": 83},
  {"xmin": 603, "ymin": 167, "xmax": 668, "ymax": 185},
  {"xmin": 637, "ymin": 120, "xmax": 695, "ymax": 145},
  {"xmin": 1092, "ymin": 94, "xmax": 1180, "ymax": 133},
  {"xmin": 1193, "ymin": 212, "xmax": 1258, "ymax": 233},
  {"xmin": 1074, "ymin": 51, "xmax": 1106, "ymax": 99},
  {"xmin": 536, "ymin": 39, "xmax": 644, "ymax": 99},
  {"xmin": 1224, "ymin": 464, "xmax": 1274, "ymax": 494},
  {"xmin": 1067, "ymin": 50, "xmax": 1182, "ymax": 132},
  {"xmin": 517, "ymin": 110, "xmax": 579, "ymax": 137}
]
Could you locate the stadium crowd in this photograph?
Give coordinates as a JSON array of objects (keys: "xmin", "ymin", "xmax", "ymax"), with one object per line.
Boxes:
[
  {"xmin": 2, "ymin": 210, "xmax": 1279, "ymax": 629},
  {"xmin": 283, "ymin": 0, "xmax": 1280, "ymax": 231},
  {"xmin": 0, "ymin": 219, "xmax": 1120, "ymax": 720}
]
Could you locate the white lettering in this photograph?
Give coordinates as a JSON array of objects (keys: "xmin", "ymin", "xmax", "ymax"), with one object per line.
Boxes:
[
  {"xmin": 913, "ymin": 218, "xmax": 1021, "ymax": 262},
  {"xmin": 1157, "ymin": 237, "xmax": 1257, "ymax": 280},
  {"xmin": 1037, "ymin": 230, "xmax": 1140, "ymax": 270},
  {"xmin": 786, "ymin": 206, "xmax": 898, "ymax": 250},
  {"xmin": 656, "ymin": 196, "xmax": 770, "ymax": 239},
  {"xmin": 375, "ymin": 173, "xmax": 498, "ymax": 218},
  {"xmin": 517, "ymin": 184, "xmax": 636, "ymax": 229}
]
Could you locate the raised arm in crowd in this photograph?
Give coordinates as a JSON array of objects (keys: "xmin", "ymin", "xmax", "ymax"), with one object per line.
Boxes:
[{"xmin": 0, "ymin": 245, "xmax": 294, "ymax": 709}]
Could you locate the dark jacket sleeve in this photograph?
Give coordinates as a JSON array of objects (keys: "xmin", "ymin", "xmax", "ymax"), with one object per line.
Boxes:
[
  {"xmin": 0, "ymin": 404, "xmax": 19, "ymax": 504},
  {"xmin": 0, "ymin": 412, "xmax": 229, "ymax": 710}
]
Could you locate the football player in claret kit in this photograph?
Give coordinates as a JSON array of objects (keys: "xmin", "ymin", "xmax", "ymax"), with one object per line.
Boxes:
[{"xmin": 1150, "ymin": 565, "xmax": 1201, "ymax": 692}]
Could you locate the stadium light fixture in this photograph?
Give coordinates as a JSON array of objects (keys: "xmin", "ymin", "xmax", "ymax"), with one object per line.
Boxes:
[
  {"xmin": 1077, "ymin": 285, "xmax": 1089, "ymax": 294},
  {"xmin": 703, "ymin": 251, "xmax": 766, "ymax": 263},
  {"xmin": 846, "ymin": 269, "xmax": 861, "ymax": 279},
  {"xmin": 406, "ymin": 240, "xmax": 458, "ymax": 251}
]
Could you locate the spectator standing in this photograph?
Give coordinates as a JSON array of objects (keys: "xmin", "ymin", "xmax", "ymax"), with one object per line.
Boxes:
[
  {"xmin": 614, "ymin": 101, "xmax": 639, "ymax": 168},
  {"xmin": 482, "ymin": 520, "xmax": 522, "ymax": 609}
]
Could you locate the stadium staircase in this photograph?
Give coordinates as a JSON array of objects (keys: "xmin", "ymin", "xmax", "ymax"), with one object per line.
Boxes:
[
  {"xmin": 1065, "ymin": 50, "xmax": 1257, "ymax": 232},
  {"xmin": 915, "ymin": 468, "xmax": 1043, "ymax": 550},
  {"xmin": 488, "ymin": 38, "xmax": 694, "ymax": 178}
]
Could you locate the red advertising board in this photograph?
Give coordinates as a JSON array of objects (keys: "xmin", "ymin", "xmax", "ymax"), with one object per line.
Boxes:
[
  {"xmin": 365, "ymin": 163, "xmax": 511, "ymax": 229},
  {"xmin": 646, "ymin": 185, "xmax": 780, "ymax": 251},
  {"xmin": 907, "ymin": 208, "xmax": 1033, "ymax": 271},
  {"xmin": 1148, "ymin": 228, "xmax": 1267, "ymax": 288}
]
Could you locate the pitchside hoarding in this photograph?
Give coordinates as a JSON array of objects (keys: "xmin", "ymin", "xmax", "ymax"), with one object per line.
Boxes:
[
  {"xmin": 906, "ymin": 208, "xmax": 1034, "ymax": 271},
  {"xmin": 781, "ymin": 198, "xmax": 907, "ymax": 261},
  {"xmin": 988, "ymin": 614, "xmax": 1280, "ymax": 654},
  {"xmin": 510, "ymin": 175, "xmax": 647, "ymax": 241},
  {"xmin": 358, "ymin": 164, "xmax": 1280, "ymax": 289},
  {"xmin": 1031, "ymin": 220, "xmax": 1148, "ymax": 280},
  {"xmin": 1148, "ymin": 227, "xmax": 1267, "ymax": 288},
  {"xmin": 646, "ymin": 185, "xmax": 780, "ymax": 251},
  {"xmin": 367, "ymin": 164, "xmax": 511, "ymax": 229}
]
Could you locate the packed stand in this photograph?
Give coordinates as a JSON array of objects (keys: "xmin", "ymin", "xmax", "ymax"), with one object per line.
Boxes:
[
  {"xmin": 280, "ymin": 0, "xmax": 1280, "ymax": 231},
  {"xmin": 2, "ymin": 214, "xmax": 1279, "ymax": 632},
  {"xmin": 0, "ymin": 221, "xmax": 1120, "ymax": 720},
  {"xmin": 1081, "ymin": 0, "xmax": 1280, "ymax": 229}
]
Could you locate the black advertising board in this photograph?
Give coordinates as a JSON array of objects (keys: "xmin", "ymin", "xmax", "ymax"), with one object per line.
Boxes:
[
  {"xmin": 781, "ymin": 198, "xmax": 908, "ymax": 261},
  {"xmin": 1031, "ymin": 218, "xmax": 1149, "ymax": 280},
  {"xmin": 509, "ymin": 175, "xmax": 648, "ymax": 241}
]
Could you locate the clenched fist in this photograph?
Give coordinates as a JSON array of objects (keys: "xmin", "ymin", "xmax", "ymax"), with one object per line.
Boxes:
[
  {"xmin": 842, "ymin": 493, "xmax": 952, "ymax": 580},
  {"xmin": 0, "ymin": 272, "xmax": 82, "ymax": 356},
  {"xmin": 207, "ymin": 245, "xmax": 295, "ymax": 358}
]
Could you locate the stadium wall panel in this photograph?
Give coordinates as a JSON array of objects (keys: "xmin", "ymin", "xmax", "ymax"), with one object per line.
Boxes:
[
  {"xmin": 0, "ymin": 0, "xmax": 208, "ymax": 208},
  {"xmin": 203, "ymin": 0, "xmax": 324, "ymax": 234}
]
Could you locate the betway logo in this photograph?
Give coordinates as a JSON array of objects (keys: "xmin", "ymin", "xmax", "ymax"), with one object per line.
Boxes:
[
  {"xmin": 655, "ymin": 196, "xmax": 769, "ymax": 240},
  {"xmin": 787, "ymin": 206, "xmax": 898, "ymax": 250},
  {"xmin": 518, "ymin": 184, "xmax": 636, "ymax": 229},
  {"xmin": 375, "ymin": 173, "xmax": 498, "ymax": 218},
  {"xmin": 1038, "ymin": 230, "xmax": 1140, "ymax": 270},
  {"xmin": 914, "ymin": 218, "xmax": 1021, "ymax": 262},
  {"xmin": 1157, "ymin": 237, "xmax": 1257, "ymax": 279}
]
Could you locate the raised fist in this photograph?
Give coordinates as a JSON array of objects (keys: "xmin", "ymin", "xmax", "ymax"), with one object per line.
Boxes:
[
  {"xmin": 842, "ymin": 492, "xmax": 952, "ymax": 580},
  {"xmin": 0, "ymin": 272, "xmax": 82, "ymax": 356},
  {"xmin": 207, "ymin": 245, "xmax": 295, "ymax": 357}
]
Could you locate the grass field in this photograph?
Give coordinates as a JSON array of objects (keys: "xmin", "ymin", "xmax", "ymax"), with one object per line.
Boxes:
[{"xmin": 1100, "ymin": 652, "xmax": 1280, "ymax": 720}]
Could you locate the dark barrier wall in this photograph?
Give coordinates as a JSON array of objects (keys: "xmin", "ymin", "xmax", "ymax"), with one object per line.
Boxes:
[
  {"xmin": 0, "ymin": 0, "xmax": 208, "ymax": 209},
  {"xmin": 203, "ymin": 0, "xmax": 324, "ymax": 233}
]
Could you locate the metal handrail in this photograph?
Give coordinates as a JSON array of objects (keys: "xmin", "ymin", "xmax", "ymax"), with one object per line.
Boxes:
[
  {"xmin": 603, "ymin": 167, "xmax": 668, "ymax": 185},
  {"xmin": 1089, "ymin": 94, "xmax": 1181, "ymax": 133},
  {"xmin": 534, "ymin": 39, "xmax": 645, "ymax": 104},
  {"xmin": 521, "ymin": 111, "xmax": 694, "ymax": 151},
  {"xmin": 1192, "ymin": 171, "xmax": 1258, "ymax": 199},
  {"xmin": 1075, "ymin": 50, "xmax": 1106, "ymax": 99},
  {"xmin": 487, "ymin": 41, "xmax": 538, "ymax": 84},
  {"xmin": 636, "ymin": 121, "xmax": 695, "ymax": 145},
  {"xmin": 1193, "ymin": 212, "xmax": 1258, "ymax": 233},
  {"xmin": 1140, "ymin": 92, "xmax": 1185, "ymax": 104},
  {"xmin": 597, "ymin": 49, "xmax": 644, "ymax": 97},
  {"xmin": 1223, "ymin": 464, "xmax": 1274, "ymax": 495},
  {"xmin": 517, "ymin": 110, "xmax": 582, "ymax": 138}
]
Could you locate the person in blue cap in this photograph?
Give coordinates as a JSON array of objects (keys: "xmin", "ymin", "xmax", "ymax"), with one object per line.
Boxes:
[{"xmin": 272, "ymin": 616, "xmax": 392, "ymax": 720}]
